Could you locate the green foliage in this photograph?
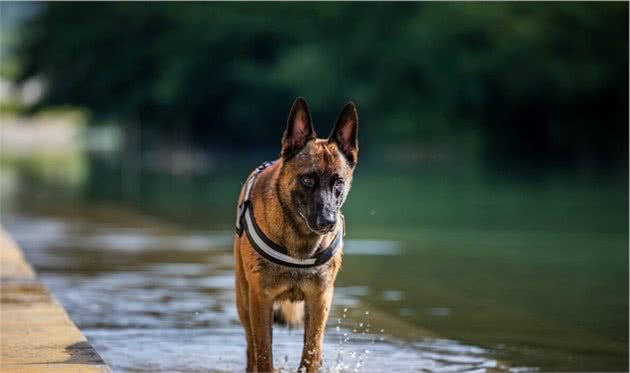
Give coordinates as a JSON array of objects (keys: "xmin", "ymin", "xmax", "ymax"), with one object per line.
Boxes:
[{"xmin": 15, "ymin": 2, "xmax": 628, "ymax": 167}]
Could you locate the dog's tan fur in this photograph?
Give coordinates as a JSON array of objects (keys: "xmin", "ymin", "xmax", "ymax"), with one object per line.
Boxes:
[{"xmin": 233, "ymin": 98, "xmax": 358, "ymax": 372}]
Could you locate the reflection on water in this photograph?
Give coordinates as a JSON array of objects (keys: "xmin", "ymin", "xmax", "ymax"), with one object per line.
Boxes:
[
  {"xmin": 344, "ymin": 240, "xmax": 402, "ymax": 256},
  {"xmin": 1, "ymin": 155, "xmax": 627, "ymax": 372},
  {"xmin": 4, "ymin": 214, "xmax": 513, "ymax": 372}
]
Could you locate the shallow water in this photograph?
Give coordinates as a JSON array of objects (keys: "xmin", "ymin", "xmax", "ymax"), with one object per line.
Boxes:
[
  {"xmin": 2, "ymin": 159, "xmax": 627, "ymax": 371},
  {"xmin": 4, "ymin": 213, "xmax": 513, "ymax": 372}
]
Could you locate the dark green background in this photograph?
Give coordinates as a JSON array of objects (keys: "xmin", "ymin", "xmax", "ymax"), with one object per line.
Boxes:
[{"xmin": 11, "ymin": 2, "xmax": 629, "ymax": 169}]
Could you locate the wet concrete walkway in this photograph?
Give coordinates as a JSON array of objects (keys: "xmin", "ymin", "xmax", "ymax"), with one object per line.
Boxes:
[{"xmin": 0, "ymin": 228, "xmax": 111, "ymax": 372}]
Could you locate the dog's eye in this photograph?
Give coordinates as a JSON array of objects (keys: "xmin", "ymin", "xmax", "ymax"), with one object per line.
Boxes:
[
  {"xmin": 334, "ymin": 179, "xmax": 344, "ymax": 197},
  {"xmin": 300, "ymin": 175, "xmax": 315, "ymax": 188}
]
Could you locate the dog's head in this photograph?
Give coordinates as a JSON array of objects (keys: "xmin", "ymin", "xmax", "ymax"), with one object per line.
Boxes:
[{"xmin": 277, "ymin": 97, "xmax": 358, "ymax": 235}]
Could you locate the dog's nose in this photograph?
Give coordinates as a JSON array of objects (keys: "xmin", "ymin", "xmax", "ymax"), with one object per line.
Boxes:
[{"xmin": 316, "ymin": 214, "xmax": 336, "ymax": 232}]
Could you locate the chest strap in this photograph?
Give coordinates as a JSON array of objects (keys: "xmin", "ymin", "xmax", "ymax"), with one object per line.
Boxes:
[{"xmin": 235, "ymin": 161, "xmax": 343, "ymax": 268}]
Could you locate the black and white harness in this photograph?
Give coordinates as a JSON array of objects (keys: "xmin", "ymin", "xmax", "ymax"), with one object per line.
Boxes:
[{"xmin": 235, "ymin": 161, "xmax": 343, "ymax": 268}]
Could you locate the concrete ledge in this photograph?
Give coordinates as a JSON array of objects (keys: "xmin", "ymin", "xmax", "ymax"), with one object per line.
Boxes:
[
  {"xmin": 0, "ymin": 230, "xmax": 35, "ymax": 279},
  {"xmin": 0, "ymin": 228, "xmax": 111, "ymax": 372}
]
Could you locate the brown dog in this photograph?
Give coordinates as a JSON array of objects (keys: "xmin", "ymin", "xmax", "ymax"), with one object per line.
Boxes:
[{"xmin": 233, "ymin": 97, "xmax": 358, "ymax": 372}]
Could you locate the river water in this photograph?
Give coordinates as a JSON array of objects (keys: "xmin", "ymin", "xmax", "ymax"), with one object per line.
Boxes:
[{"xmin": 1, "ymin": 159, "xmax": 627, "ymax": 372}]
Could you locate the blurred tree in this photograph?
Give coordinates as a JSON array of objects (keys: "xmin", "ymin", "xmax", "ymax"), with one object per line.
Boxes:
[{"xmin": 14, "ymin": 2, "xmax": 628, "ymax": 168}]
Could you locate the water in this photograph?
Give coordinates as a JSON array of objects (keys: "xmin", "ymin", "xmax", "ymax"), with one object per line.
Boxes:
[
  {"xmin": 3, "ymin": 213, "xmax": 510, "ymax": 372},
  {"xmin": 1, "ymin": 159, "xmax": 627, "ymax": 372}
]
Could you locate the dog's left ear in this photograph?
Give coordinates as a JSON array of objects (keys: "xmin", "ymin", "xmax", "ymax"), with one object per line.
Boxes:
[
  {"xmin": 282, "ymin": 97, "xmax": 316, "ymax": 159},
  {"xmin": 329, "ymin": 102, "xmax": 359, "ymax": 167}
]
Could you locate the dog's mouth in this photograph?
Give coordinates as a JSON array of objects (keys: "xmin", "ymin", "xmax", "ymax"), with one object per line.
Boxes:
[{"xmin": 297, "ymin": 210, "xmax": 328, "ymax": 235}]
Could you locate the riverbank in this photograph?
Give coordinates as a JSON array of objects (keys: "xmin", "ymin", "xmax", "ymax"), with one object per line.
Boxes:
[{"xmin": 0, "ymin": 228, "xmax": 111, "ymax": 372}]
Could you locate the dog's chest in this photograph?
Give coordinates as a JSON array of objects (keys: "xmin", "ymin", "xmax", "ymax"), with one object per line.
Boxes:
[{"xmin": 260, "ymin": 263, "xmax": 331, "ymax": 299}]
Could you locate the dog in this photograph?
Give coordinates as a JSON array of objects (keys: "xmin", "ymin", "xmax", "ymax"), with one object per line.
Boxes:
[{"xmin": 233, "ymin": 97, "xmax": 359, "ymax": 372}]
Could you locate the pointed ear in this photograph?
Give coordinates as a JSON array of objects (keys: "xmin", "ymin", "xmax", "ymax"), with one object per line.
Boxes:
[
  {"xmin": 282, "ymin": 97, "xmax": 316, "ymax": 159},
  {"xmin": 329, "ymin": 102, "xmax": 359, "ymax": 167}
]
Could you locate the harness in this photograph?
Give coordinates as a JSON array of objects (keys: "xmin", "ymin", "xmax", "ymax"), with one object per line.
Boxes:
[{"xmin": 235, "ymin": 161, "xmax": 343, "ymax": 268}]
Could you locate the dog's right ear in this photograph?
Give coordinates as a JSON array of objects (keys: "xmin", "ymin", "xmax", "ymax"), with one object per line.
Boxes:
[
  {"xmin": 328, "ymin": 102, "xmax": 359, "ymax": 167},
  {"xmin": 282, "ymin": 97, "xmax": 316, "ymax": 159}
]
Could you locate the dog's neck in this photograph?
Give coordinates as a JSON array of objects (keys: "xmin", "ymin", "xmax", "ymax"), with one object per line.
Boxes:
[{"xmin": 250, "ymin": 162, "xmax": 338, "ymax": 260}]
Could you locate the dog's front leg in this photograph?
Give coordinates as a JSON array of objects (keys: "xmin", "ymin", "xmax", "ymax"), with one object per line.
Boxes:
[
  {"xmin": 249, "ymin": 288, "xmax": 274, "ymax": 373},
  {"xmin": 300, "ymin": 287, "xmax": 334, "ymax": 373}
]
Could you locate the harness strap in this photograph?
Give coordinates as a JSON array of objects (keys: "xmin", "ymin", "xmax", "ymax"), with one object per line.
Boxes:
[
  {"xmin": 235, "ymin": 161, "xmax": 343, "ymax": 268},
  {"xmin": 235, "ymin": 161, "xmax": 272, "ymax": 235}
]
